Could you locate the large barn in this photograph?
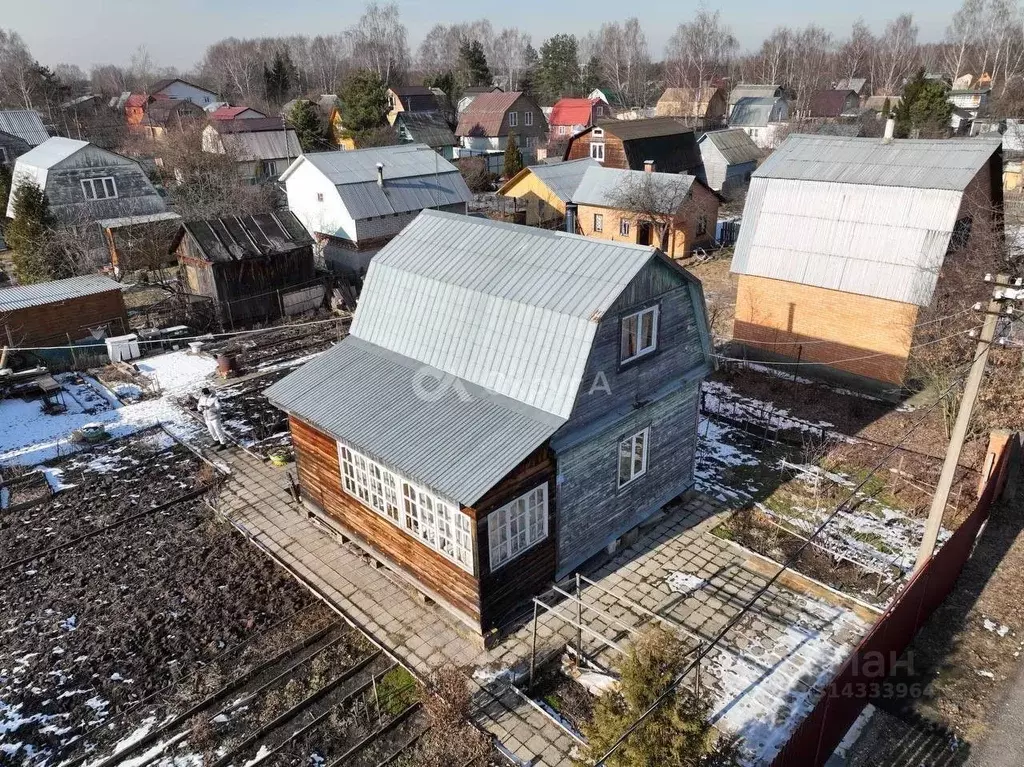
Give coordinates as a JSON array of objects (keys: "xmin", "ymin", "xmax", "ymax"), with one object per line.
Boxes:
[{"xmin": 266, "ymin": 211, "xmax": 713, "ymax": 634}]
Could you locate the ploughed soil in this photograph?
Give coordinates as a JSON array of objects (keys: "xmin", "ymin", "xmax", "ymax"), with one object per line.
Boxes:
[{"xmin": 0, "ymin": 430, "xmax": 324, "ymax": 764}]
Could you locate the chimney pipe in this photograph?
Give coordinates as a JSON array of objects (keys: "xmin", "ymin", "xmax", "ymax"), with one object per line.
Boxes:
[
  {"xmin": 883, "ymin": 116, "xmax": 895, "ymax": 142},
  {"xmin": 376, "ymin": 162, "xmax": 384, "ymax": 187},
  {"xmin": 644, "ymin": 160, "xmax": 655, "ymax": 173},
  {"xmin": 565, "ymin": 203, "xmax": 578, "ymax": 234}
]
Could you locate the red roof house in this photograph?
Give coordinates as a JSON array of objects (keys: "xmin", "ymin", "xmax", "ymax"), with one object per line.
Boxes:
[
  {"xmin": 548, "ymin": 98, "xmax": 608, "ymax": 140},
  {"xmin": 125, "ymin": 94, "xmax": 149, "ymax": 126},
  {"xmin": 209, "ymin": 105, "xmax": 267, "ymax": 121}
]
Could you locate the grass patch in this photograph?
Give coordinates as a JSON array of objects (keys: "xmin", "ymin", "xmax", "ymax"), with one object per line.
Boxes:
[{"xmin": 376, "ymin": 666, "xmax": 418, "ymax": 716}]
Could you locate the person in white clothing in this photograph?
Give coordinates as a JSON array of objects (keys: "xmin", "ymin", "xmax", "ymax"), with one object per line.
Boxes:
[{"xmin": 197, "ymin": 387, "xmax": 229, "ymax": 449}]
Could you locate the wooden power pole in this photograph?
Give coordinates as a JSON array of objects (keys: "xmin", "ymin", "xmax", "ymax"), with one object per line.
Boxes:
[{"xmin": 914, "ymin": 275, "xmax": 1012, "ymax": 573}]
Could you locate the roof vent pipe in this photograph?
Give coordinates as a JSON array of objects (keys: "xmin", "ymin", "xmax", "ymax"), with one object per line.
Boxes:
[
  {"xmin": 644, "ymin": 160, "xmax": 655, "ymax": 173},
  {"xmin": 883, "ymin": 116, "xmax": 895, "ymax": 142},
  {"xmin": 376, "ymin": 162, "xmax": 384, "ymax": 187}
]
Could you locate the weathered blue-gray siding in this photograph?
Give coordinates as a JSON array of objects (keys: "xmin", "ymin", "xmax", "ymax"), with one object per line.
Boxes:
[{"xmin": 551, "ymin": 256, "xmax": 711, "ymax": 577}]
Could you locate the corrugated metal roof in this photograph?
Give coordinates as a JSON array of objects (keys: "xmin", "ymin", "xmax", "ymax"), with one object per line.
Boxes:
[
  {"xmin": 265, "ymin": 335, "xmax": 564, "ymax": 505},
  {"xmin": 222, "ymin": 129, "xmax": 301, "ymax": 161},
  {"xmin": 395, "ymin": 112, "xmax": 457, "ymax": 148},
  {"xmin": 809, "ymin": 90, "xmax": 857, "ymax": 118},
  {"xmin": 0, "ymin": 111, "xmax": 50, "ymax": 146},
  {"xmin": 456, "ymin": 91, "xmax": 526, "ymax": 136},
  {"xmin": 732, "ymin": 176, "xmax": 967, "ymax": 306},
  {"xmin": 836, "ymin": 77, "xmax": 867, "ymax": 94},
  {"xmin": 96, "ymin": 211, "xmax": 182, "ymax": 229},
  {"xmin": 729, "ymin": 97, "xmax": 785, "ymax": 127},
  {"xmin": 699, "ymin": 128, "xmax": 761, "ymax": 165},
  {"xmin": 549, "ymin": 98, "xmax": 600, "ymax": 126},
  {"xmin": 572, "ymin": 166, "xmax": 696, "ymax": 213},
  {"xmin": 729, "ymin": 85, "xmax": 782, "ymax": 105},
  {"xmin": 175, "ymin": 211, "xmax": 313, "ymax": 263},
  {"xmin": 498, "ymin": 158, "xmax": 599, "ymax": 202},
  {"xmin": 755, "ymin": 133, "xmax": 1001, "ymax": 190},
  {"xmin": 349, "ymin": 210, "xmax": 659, "ymax": 418},
  {"xmin": 0, "ymin": 274, "xmax": 122, "ymax": 312},
  {"xmin": 12, "ymin": 137, "xmax": 88, "ymax": 171},
  {"xmin": 285, "ymin": 144, "xmax": 471, "ymax": 219}
]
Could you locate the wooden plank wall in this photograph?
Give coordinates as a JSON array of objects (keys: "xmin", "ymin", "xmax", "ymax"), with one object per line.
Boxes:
[
  {"xmin": 3, "ymin": 290, "xmax": 128, "ymax": 346},
  {"xmin": 566, "ymin": 132, "xmax": 629, "ymax": 169},
  {"xmin": 289, "ymin": 416, "xmax": 484, "ymax": 626}
]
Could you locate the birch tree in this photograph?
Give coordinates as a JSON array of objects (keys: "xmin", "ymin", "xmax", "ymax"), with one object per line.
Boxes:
[
  {"xmin": 838, "ymin": 20, "xmax": 875, "ymax": 86},
  {"xmin": 595, "ymin": 19, "xmax": 653, "ymax": 108},
  {"xmin": 348, "ymin": 3, "xmax": 409, "ymax": 86},
  {"xmin": 492, "ymin": 28, "xmax": 532, "ymax": 91},
  {"xmin": 875, "ymin": 14, "xmax": 919, "ymax": 96},
  {"xmin": 664, "ymin": 8, "xmax": 738, "ymax": 89},
  {"xmin": 0, "ymin": 28, "xmax": 38, "ymax": 109}
]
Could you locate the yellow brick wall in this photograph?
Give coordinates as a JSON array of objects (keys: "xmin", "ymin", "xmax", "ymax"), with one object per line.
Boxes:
[{"xmin": 733, "ymin": 275, "xmax": 920, "ymax": 384}]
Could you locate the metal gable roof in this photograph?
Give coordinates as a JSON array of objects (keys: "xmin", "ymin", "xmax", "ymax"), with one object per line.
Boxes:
[
  {"xmin": 456, "ymin": 91, "xmax": 528, "ymax": 136},
  {"xmin": 0, "ymin": 111, "xmax": 49, "ymax": 146},
  {"xmin": 729, "ymin": 97, "xmax": 784, "ymax": 127},
  {"xmin": 13, "ymin": 136, "xmax": 89, "ymax": 170},
  {"xmin": 729, "ymin": 84, "xmax": 782, "ymax": 105},
  {"xmin": 349, "ymin": 210, "xmax": 659, "ymax": 419},
  {"xmin": 0, "ymin": 274, "xmax": 122, "ymax": 312},
  {"xmin": 394, "ymin": 112, "xmax": 457, "ymax": 148},
  {"xmin": 755, "ymin": 133, "xmax": 1001, "ymax": 190},
  {"xmin": 221, "ymin": 129, "xmax": 301, "ymax": 161},
  {"xmin": 499, "ymin": 158, "xmax": 599, "ymax": 203},
  {"xmin": 572, "ymin": 166, "xmax": 696, "ymax": 214},
  {"xmin": 699, "ymin": 128, "xmax": 761, "ymax": 166}
]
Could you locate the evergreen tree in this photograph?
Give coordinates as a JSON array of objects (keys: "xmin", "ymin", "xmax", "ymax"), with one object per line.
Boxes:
[
  {"xmin": 263, "ymin": 50, "xmax": 293, "ymax": 107},
  {"xmin": 580, "ymin": 628, "xmax": 743, "ymax": 767},
  {"xmin": 423, "ymin": 71, "xmax": 462, "ymax": 129},
  {"xmin": 519, "ymin": 44, "xmax": 540, "ymax": 99},
  {"xmin": 339, "ymin": 69, "xmax": 391, "ymax": 142},
  {"xmin": 288, "ymin": 99, "xmax": 326, "ymax": 152},
  {"xmin": 536, "ymin": 34, "xmax": 580, "ymax": 104},
  {"xmin": 458, "ymin": 40, "xmax": 491, "ymax": 88},
  {"xmin": 503, "ymin": 131, "xmax": 523, "ymax": 179},
  {"xmin": 6, "ymin": 180, "xmax": 61, "ymax": 285},
  {"xmin": 894, "ymin": 68, "xmax": 952, "ymax": 138}
]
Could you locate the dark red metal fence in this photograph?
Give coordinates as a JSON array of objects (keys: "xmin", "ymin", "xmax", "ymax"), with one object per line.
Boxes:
[{"xmin": 770, "ymin": 436, "xmax": 1018, "ymax": 766}]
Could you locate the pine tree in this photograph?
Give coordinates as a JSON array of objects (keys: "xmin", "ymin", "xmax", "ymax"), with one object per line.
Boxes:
[
  {"xmin": 894, "ymin": 68, "xmax": 952, "ymax": 138},
  {"xmin": 458, "ymin": 40, "xmax": 491, "ymax": 88},
  {"xmin": 339, "ymin": 69, "xmax": 391, "ymax": 142},
  {"xmin": 263, "ymin": 51, "xmax": 293, "ymax": 107},
  {"xmin": 536, "ymin": 35, "xmax": 580, "ymax": 104},
  {"xmin": 423, "ymin": 71, "xmax": 462, "ymax": 129},
  {"xmin": 503, "ymin": 132, "xmax": 524, "ymax": 179},
  {"xmin": 288, "ymin": 99, "xmax": 326, "ymax": 152},
  {"xmin": 6, "ymin": 180, "xmax": 60, "ymax": 285}
]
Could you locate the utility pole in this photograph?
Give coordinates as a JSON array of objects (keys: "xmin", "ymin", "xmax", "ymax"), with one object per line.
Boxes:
[{"xmin": 914, "ymin": 274, "xmax": 1016, "ymax": 573}]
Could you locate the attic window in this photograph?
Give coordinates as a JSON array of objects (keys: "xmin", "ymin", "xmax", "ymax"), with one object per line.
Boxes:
[
  {"xmin": 81, "ymin": 177, "xmax": 117, "ymax": 200},
  {"xmin": 509, "ymin": 111, "xmax": 518, "ymax": 127},
  {"xmin": 524, "ymin": 111, "xmax": 533, "ymax": 127},
  {"xmin": 592, "ymin": 127, "xmax": 604, "ymax": 138},
  {"xmin": 621, "ymin": 305, "xmax": 659, "ymax": 363}
]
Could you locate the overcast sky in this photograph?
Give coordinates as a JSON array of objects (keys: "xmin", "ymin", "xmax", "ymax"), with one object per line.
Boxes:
[{"xmin": 8, "ymin": 0, "xmax": 958, "ymax": 72}]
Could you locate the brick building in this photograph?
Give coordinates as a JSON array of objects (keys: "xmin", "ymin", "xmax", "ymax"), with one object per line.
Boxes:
[{"xmin": 730, "ymin": 133, "xmax": 1003, "ymax": 389}]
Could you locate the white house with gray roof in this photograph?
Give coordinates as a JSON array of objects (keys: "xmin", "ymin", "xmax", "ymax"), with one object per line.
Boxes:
[
  {"xmin": 728, "ymin": 97, "xmax": 789, "ymax": 149},
  {"xmin": 265, "ymin": 210, "xmax": 713, "ymax": 632},
  {"xmin": 698, "ymin": 128, "xmax": 762, "ymax": 194},
  {"xmin": 280, "ymin": 144, "xmax": 472, "ymax": 277},
  {"xmin": 730, "ymin": 133, "xmax": 1003, "ymax": 387}
]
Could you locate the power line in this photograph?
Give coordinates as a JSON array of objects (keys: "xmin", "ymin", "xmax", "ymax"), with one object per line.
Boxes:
[{"xmin": 593, "ymin": 349, "xmax": 986, "ymax": 765}]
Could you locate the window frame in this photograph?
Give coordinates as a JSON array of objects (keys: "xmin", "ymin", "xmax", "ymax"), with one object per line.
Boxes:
[
  {"xmin": 487, "ymin": 483, "xmax": 549, "ymax": 571},
  {"xmin": 81, "ymin": 176, "xmax": 118, "ymax": 201},
  {"xmin": 558, "ymin": 125, "xmax": 568, "ymax": 135},
  {"xmin": 524, "ymin": 110, "xmax": 533, "ymax": 126},
  {"xmin": 619, "ymin": 219, "xmax": 631, "ymax": 237},
  {"xmin": 337, "ymin": 441, "xmax": 474, "ymax": 573},
  {"xmin": 593, "ymin": 213, "xmax": 604, "ymax": 232},
  {"xmin": 590, "ymin": 142, "xmax": 605, "ymax": 161},
  {"xmin": 592, "ymin": 127, "xmax": 604, "ymax": 138},
  {"xmin": 508, "ymin": 110, "xmax": 518, "ymax": 128},
  {"xmin": 617, "ymin": 427, "xmax": 650, "ymax": 488},
  {"xmin": 620, "ymin": 304, "xmax": 659, "ymax": 364},
  {"xmin": 524, "ymin": 135, "xmax": 535, "ymax": 148}
]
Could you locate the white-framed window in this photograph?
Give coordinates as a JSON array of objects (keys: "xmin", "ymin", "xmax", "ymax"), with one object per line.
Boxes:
[
  {"xmin": 619, "ymin": 219, "xmax": 631, "ymax": 237},
  {"xmin": 593, "ymin": 213, "xmax": 603, "ymax": 232},
  {"xmin": 488, "ymin": 484, "xmax": 548, "ymax": 569},
  {"xmin": 592, "ymin": 127, "xmax": 604, "ymax": 138},
  {"xmin": 525, "ymin": 135, "xmax": 535, "ymax": 148},
  {"xmin": 590, "ymin": 142, "xmax": 605, "ymax": 161},
  {"xmin": 558, "ymin": 125, "xmax": 568, "ymax": 135},
  {"xmin": 260, "ymin": 160, "xmax": 278, "ymax": 177},
  {"xmin": 620, "ymin": 305, "xmax": 658, "ymax": 362},
  {"xmin": 596, "ymin": 105, "xmax": 604, "ymax": 116},
  {"xmin": 337, "ymin": 442, "xmax": 474, "ymax": 572},
  {"xmin": 81, "ymin": 177, "xmax": 117, "ymax": 200},
  {"xmin": 508, "ymin": 111, "xmax": 518, "ymax": 127},
  {"xmin": 618, "ymin": 428, "xmax": 650, "ymax": 487},
  {"xmin": 524, "ymin": 111, "xmax": 533, "ymax": 126}
]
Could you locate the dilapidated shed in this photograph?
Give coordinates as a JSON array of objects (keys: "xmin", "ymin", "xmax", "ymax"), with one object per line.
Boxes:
[{"xmin": 171, "ymin": 211, "xmax": 320, "ymax": 326}]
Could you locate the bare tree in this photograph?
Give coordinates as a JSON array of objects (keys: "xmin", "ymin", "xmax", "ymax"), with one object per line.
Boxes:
[
  {"xmin": 790, "ymin": 26, "xmax": 834, "ymax": 111},
  {"xmin": 607, "ymin": 173, "xmax": 700, "ymax": 258},
  {"xmin": 756, "ymin": 28, "xmax": 792, "ymax": 86},
  {"xmin": 348, "ymin": 2, "xmax": 409, "ymax": 86},
  {"xmin": 944, "ymin": 0, "xmax": 984, "ymax": 84},
  {"xmin": 492, "ymin": 27, "xmax": 532, "ymax": 91},
  {"xmin": 90, "ymin": 64, "xmax": 131, "ymax": 97},
  {"xmin": 200, "ymin": 38, "xmax": 265, "ymax": 104},
  {"xmin": 838, "ymin": 20, "xmax": 876, "ymax": 87},
  {"xmin": 0, "ymin": 28, "xmax": 39, "ymax": 109},
  {"xmin": 875, "ymin": 14, "xmax": 919, "ymax": 96},
  {"xmin": 665, "ymin": 8, "xmax": 738, "ymax": 90},
  {"xmin": 595, "ymin": 19, "xmax": 653, "ymax": 108}
]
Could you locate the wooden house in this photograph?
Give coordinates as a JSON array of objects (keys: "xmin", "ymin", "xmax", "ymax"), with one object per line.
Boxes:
[
  {"xmin": 547, "ymin": 98, "xmax": 610, "ymax": 142},
  {"xmin": 835, "ymin": 78, "xmax": 869, "ymax": 101},
  {"xmin": 456, "ymin": 91, "xmax": 547, "ymax": 155},
  {"xmin": 6, "ymin": 138, "xmax": 169, "ymax": 264},
  {"xmin": 729, "ymin": 97, "xmax": 790, "ymax": 149},
  {"xmin": 698, "ymin": 128, "xmax": 761, "ymax": 195},
  {"xmin": 265, "ymin": 210, "xmax": 713, "ymax": 634},
  {"xmin": 202, "ymin": 118, "xmax": 301, "ymax": 182},
  {"xmin": 148, "ymin": 78, "xmax": 219, "ymax": 107},
  {"xmin": 572, "ymin": 165, "xmax": 720, "ymax": 257},
  {"xmin": 171, "ymin": 211, "xmax": 318, "ymax": 326},
  {"xmin": 731, "ymin": 134, "xmax": 1003, "ymax": 388},
  {"xmin": 210, "ymin": 105, "xmax": 267, "ymax": 121},
  {"xmin": 0, "ymin": 130, "xmax": 30, "ymax": 167},
  {"xmin": 393, "ymin": 112, "xmax": 457, "ymax": 159},
  {"xmin": 497, "ymin": 158, "xmax": 598, "ymax": 227},
  {"xmin": 136, "ymin": 98, "xmax": 206, "ymax": 139},
  {"xmin": 457, "ymin": 85, "xmax": 503, "ymax": 116},
  {"xmin": 655, "ymin": 87, "xmax": 727, "ymax": 123},
  {"xmin": 564, "ymin": 118, "xmax": 705, "ymax": 177},
  {"xmin": 124, "ymin": 94, "xmax": 149, "ymax": 126},
  {"xmin": 0, "ymin": 274, "xmax": 127, "ymax": 347},
  {"xmin": 386, "ymin": 86, "xmax": 442, "ymax": 125},
  {"xmin": 807, "ymin": 90, "xmax": 860, "ymax": 119},
  {"xmin": 281, "ymin": 144, "xmax": 472, "ymax": 278},
  {"xmin": 727, "ymin": 84, "xmax": 783, "ymax": 117}
]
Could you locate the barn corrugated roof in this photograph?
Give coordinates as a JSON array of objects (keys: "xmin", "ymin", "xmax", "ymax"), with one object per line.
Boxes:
[
  {"xmin": 699, "ymin": 128, "xmax": 761, "ymax": 165},
  {"xmin": 498, "ymin": 158, "xmax": 599, "ymax": 202},
  {"xmin": 549, "ymin": 98, "xmax": 599, "ymax": 126},
  {"xmin": 729, "ymin": 97, "xmax": 784, "ymax": 127},
  {"xmin": 731, "ymin": 134, "xmax": 1002, "ymax": 306},
  {"xmin": 266, "ymin": 209, "xmax": 674, "ymax": 504},
  {"xmin": 836, "ymin": 77, "xmax": 867, "ymax": 94},
  {"xmin": 173, "ymin": 211, "xmax": 312, "ymax": 263},
  {"xmin": 0, "ymin": 274, "xmax": 122, "ymax": 312},
  {"xmin": 219, "ymin": 126, "xmax": 301, "ymax": 161},
  {"xmin": 728, "ymin": 84, "xmax": 782, "ymax": 105},
  {"xmin": 0, "ymin": 111, "xmax": 49, "ymax": 147},
  {"xmin": 282, "ymin": 144, "xmax": 471, "ymax": 219},
  {"xmin": 572, "ymin": 166, "xmax": 697, "ymax": 214}
]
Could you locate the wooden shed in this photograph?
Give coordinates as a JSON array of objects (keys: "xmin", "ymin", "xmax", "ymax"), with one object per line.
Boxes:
[
  {"xmin": 171, "ymin": 211, "xmax": 320, "ymax": 327},
  {"xmin": 0, "ymin": 274, "xmax": 128, "ymax": 347}
]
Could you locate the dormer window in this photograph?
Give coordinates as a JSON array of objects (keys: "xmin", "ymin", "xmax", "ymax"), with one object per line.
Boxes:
[{"xmin": 81, "ymin": 177, "xmax": 117, "ymax": 200}]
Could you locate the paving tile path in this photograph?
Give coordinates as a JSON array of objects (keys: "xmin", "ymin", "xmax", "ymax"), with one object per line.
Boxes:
[{"xmin": 213, "ymin": 447, "xmax": 866, "ymax": 766}]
